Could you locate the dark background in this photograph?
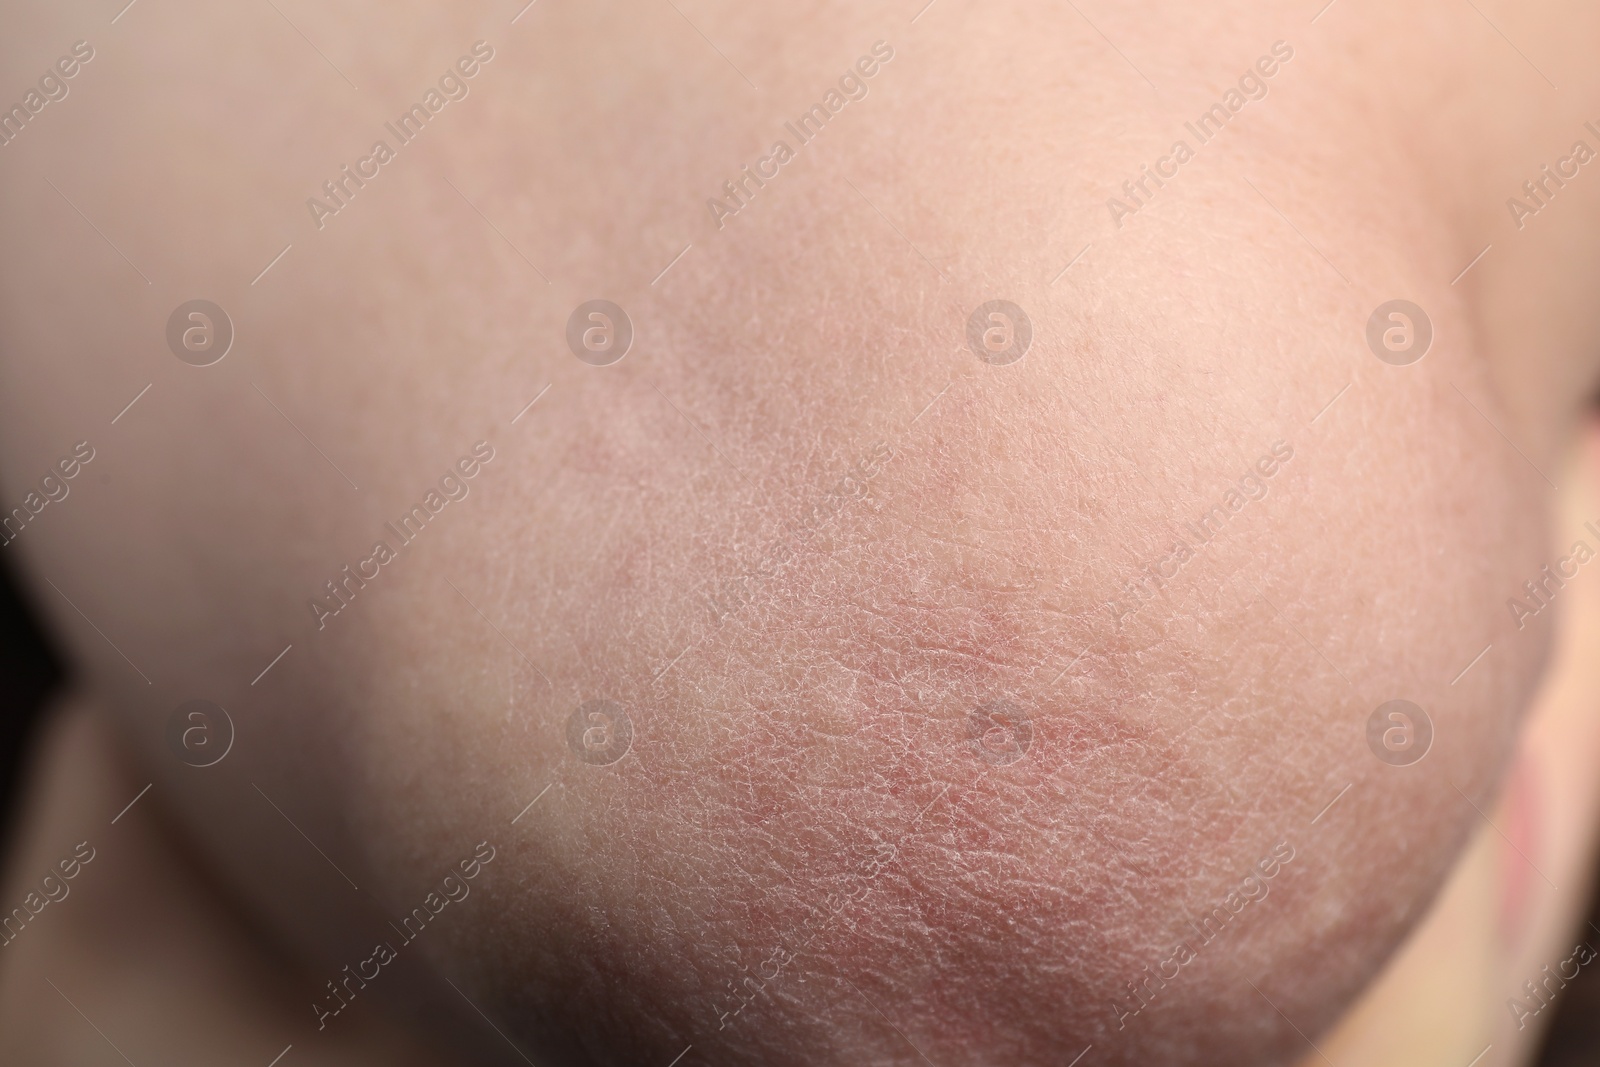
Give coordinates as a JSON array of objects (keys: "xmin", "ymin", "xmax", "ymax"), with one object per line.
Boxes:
[
  {"xmin": 0, "ymin": 551, "xmax": 1595, "ymax": 1061},
  {"xmin": 0, "ymin": 549, "xmax": 64, "ymax": 852}
]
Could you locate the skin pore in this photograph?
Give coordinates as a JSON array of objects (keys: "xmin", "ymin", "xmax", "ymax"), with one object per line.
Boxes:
[{"xmin": 3, "ymin": 1, "xmax": 1600, "ymax": 1064}]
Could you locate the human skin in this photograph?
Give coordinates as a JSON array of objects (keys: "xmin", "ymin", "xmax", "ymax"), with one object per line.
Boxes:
[
  {"xmin": 2, "ymin": 0, "xmax": 1600, "ymax": 1064},
  {"xmin": 1310, "ymin": 432, "xmax": 1600, "ymax": 1067}
]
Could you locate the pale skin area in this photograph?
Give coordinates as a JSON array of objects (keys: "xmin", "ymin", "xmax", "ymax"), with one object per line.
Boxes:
[
  {"xmin": 1309, "ymin": 433, "xmax": 1600, "ymax": 1067},
  {"xmin": 1, "ymin": 1, "xmax": 1600, "ymax": 1064}
]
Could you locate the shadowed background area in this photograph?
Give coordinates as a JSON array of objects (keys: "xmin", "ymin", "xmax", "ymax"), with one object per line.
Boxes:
[{"xmin": 0, "ymin": 552, "xmax": 65, "ymax": 852}]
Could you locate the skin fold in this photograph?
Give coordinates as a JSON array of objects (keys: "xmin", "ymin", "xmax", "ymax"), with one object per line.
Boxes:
[{"xmin": 2, "ymin": 1, "xmax": 1600, "ymax": 1064}]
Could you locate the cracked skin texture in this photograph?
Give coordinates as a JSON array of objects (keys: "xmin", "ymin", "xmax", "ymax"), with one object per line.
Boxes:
[{"xmin": 3, "ymin": 0, "xmax": 1600, "ymax": 1064}]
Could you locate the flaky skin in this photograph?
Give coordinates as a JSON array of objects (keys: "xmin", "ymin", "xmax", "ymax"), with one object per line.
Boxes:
[{"xmin": 3, "ymin": 1, "xmax": 1600, "ymax": 1064}]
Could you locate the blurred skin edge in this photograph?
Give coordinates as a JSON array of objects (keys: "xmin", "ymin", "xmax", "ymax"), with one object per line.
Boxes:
[
  {"xmin": 0, "ymin": 691, "xmax": 463, "ymax": 1067},
  {"xmin": 1306, "ymin": 416, "xmax": 1600, "ymax": 1067}
]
